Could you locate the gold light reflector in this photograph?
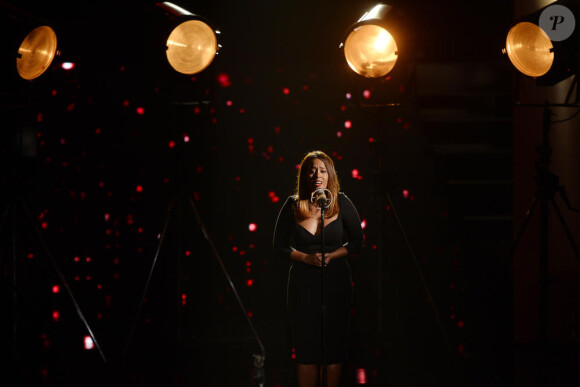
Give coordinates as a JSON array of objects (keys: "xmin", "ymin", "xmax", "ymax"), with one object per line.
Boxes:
[
  {"xmin": 17, "ymin": 26, "xmax": 58, "ymax": 80},
  {"xmin": 166, "ymin": 19, "xmax": 217, "ymax": 75},
  {"xmin": 344, "ymin": 24, "xmax": 398, "ymax": 78},
  {"xmin": 506, "ymin": 22, "xmax": 554, "ymax": 78}
]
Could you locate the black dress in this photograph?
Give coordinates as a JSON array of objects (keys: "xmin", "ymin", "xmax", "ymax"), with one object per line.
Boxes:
[{"xmin": 273, "ymin": 192, "xmax": 363, "ymax": 364}]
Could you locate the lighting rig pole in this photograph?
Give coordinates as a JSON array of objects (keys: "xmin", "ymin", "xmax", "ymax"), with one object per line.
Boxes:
[
  {"xmin": 511, "ymin": 100, "xmax": 580, "ymax": 385},
  {"xmin": 503, "ymin": 2, "xmax": 580, "ymax": 383},
  {"xmin": 122, "ymin": 5, "xmax": 265, "ymax": 384},
  {"xmin": 2, "ymin": 19, "xmax": 108, "ymax": 377},
  {"xmin": 341, "ymin": 4, "xmax": 455, "ymax": 380}
]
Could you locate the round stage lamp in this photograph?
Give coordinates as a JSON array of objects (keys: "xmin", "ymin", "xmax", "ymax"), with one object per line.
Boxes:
[
  {"xmin": 342, "ymin": 3, "xmax": 399, "ymax": 78},
  {"xmin": 166, "ymin": 18, "xmax": 217, "ymax": 75},
  {"xmin": 156, "ymin": 2, "xmax": 218, "ymax": 75},
  {"xmin": 16, "ymin": 25, "xmax": 58, "ymax": 80},
  {"xmin": 344, "ymin": 24, "xmax": 398, "ymax": 78},
  {"xmin": 505, "ymin": 22, "xmax": 554, "ymax": 78},
  {"xmin": 503, "ymin": 1, "xmax": 579, "ymax": 85}
]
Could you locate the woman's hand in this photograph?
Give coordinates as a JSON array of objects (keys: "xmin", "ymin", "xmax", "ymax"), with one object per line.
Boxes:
[
  {"xmin": 316, "ymin": 252, "xmax": 332, "ymax": 266},
  {"xmin": 291, "ymin": 247, "xmax": 347, "ymax": 267},
  {"xmin": 302, "ymin": 253, "xmax": 323, "ymax": 267},
  {"xmin": 321, "ymin": 247, "xmax": 348, "ymax": 266},
  {"xmin": 305, "ymin": 250, "xmax": 341, "ymax": 266}
]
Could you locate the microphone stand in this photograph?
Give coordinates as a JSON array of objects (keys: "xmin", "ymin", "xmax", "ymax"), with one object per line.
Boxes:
[{"xmin": 320, "ymin": 203, "xmax": 328, "ymax": 387}]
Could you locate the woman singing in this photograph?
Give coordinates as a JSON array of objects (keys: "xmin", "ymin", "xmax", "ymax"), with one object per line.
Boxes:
[{"xmin": 273, "ymin": 150, "xmax": 364, "ymax": 387}]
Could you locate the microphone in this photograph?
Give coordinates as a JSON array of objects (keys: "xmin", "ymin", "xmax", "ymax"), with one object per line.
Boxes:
[{"xmin": 311, "ymin": 188, "xmax": 333, "ymax": 209}]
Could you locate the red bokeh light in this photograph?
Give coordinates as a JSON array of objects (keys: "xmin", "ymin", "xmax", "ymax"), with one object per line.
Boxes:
[
  {"xmin": 248, "ymin": 223, "xmax": 257, "ymax": 232},
  {"xmin": 217, "ymin": 73, "xmax": 231, "ymax": 87},
  {"xmin": 136, "ymin": 107, "xmax": 145, "ymax": 115},
  {"xmin": 356, "ymin": 368, "xmax": 367, "ymax": 384}
]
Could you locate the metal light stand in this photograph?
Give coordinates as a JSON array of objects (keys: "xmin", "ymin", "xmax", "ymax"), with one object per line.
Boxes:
[
  {"xmin": 2, "ymin": 196, "xmax": 108, "ymax": 364},
  {"xmin": 123, "ymin": 176, "xmax": 266, "ymax": 386},
  {"xmin": 510, "ymin": 101, "xmax": 580, "ymax": 386},
  {"xmin": 1, "ymin": 82, "xmax": 107, "ymax": 381},
  {"xmin": 360, "ymin": 101, "xmax": 453, "ymax": 353}
]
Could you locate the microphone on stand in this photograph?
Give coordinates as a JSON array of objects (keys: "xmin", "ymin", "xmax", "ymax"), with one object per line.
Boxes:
[
  {"xmin": 310, "ymin": 188, "xmax": 334, "ymax": 384},
  {"xmin": 311, "ymin": 188, "xmax": 333, "ymax": 210}
]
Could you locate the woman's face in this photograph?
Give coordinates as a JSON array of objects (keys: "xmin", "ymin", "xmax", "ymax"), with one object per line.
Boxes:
[{"xmin": 307, "ymin": 158, "xmax": 328, "ymax": 192}]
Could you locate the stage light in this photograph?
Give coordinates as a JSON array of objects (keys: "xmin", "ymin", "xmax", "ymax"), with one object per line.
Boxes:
[
  {"xmin": 505, "ymin": 22, "xmax": 554, "ymax": 78},
  {"xmin": 16, "ymin": 25, "xmax": 58, "ymax": 80},
  {"xmin": 342, "ymin": 3, "xmax": 400, "ymax": 78},
  {"xmin": 156, "ymin": 2, "xmax": 218, "ymax": 75},
  {"xmin": 504, "ymin": 1, "xmax": 579, "ymax": 85}
]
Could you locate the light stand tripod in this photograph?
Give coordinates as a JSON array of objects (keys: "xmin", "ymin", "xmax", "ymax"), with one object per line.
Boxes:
[
  {"xmin": 1, "ymin": 84, "xmax": 107, "ymax": 382},
  {"xmin": 511, "ymin": 101, "xmax": 580, "ymax": 386},
  {"xmin": 122, "ymin": 171, "xmax": 266, "ymax": 386},
  {"xmin": 354, "ymin": 98, "xmax": 458, "ymax": 385},
  {"xmin": 362, "ymin": 165, "xmax": 455, "ymax": 358},
  {"xmin": 361, "ymin": 102, "xmax": 453, "ymax": 350},
  {"xmin": 1, "ymin": 194, "xmax": 108, "ymax": 364}
]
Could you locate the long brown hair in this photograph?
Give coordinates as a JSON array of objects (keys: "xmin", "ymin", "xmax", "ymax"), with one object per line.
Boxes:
[{"xmin": 294, "ymin": 150, "xmax": 340, "ymax": 219}]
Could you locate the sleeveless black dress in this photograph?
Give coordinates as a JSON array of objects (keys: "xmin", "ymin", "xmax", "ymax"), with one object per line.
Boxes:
[{"xmin": 273, "ymin": 192, "xmax": 363, "ymax": 364}]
